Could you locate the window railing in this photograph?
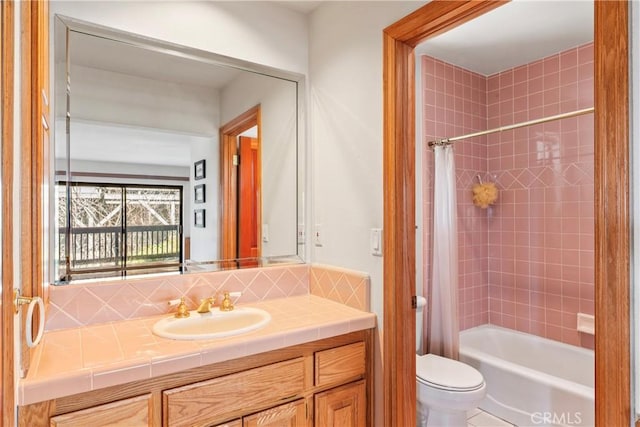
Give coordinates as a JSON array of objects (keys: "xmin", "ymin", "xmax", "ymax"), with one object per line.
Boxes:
[{"xmin": 58, "ymin": 224, "xmax": 181, "ymax": 279}]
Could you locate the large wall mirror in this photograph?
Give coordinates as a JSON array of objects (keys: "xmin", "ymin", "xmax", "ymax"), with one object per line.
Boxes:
[{"xmin": 52, "ymin": 16, "xmax": 304, "ymax": 284}]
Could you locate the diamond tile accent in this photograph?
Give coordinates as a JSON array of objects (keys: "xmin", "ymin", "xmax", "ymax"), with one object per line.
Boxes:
[
  {"xmin": 309, "ymin": 264, "xmax": 370, "ymax": 311},
  {"xmin": 44, "ymin": 264, "xmax": 360, "ymax": 331},
  {"xmin": 46, "ymin": 264, "xmax": 314, "ymax": 331}
]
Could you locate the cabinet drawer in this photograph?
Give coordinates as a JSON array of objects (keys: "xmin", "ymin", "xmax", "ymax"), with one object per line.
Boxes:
[
  {"xmin": 50, "ymin": 394, "xmax": 151, "ymax": 427},
  {"xmin": 164, "ymin": 358, "xmax": 306, "ymax": 427},
  {"xmin": 213, "ymin": 420, "xmax": 241, "ymax": 427},
  {"xmin": 243, "ymin": 399, "xmax": 306, "ymax": 427},
  {"xmin": 315, "ymin": 342, "xmax": 365, "ymax": 387}
]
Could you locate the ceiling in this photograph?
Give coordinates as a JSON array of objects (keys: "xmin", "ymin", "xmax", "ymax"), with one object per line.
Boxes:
[
  {"xmin": 69, "ymin": 30, "xmax": 241, "ymax": 89},
  {"xmin": 273, "ymin": 0, "xmax": 322, "ymax": 14},
  {"xmin": 70, "ymin": 1, "xmax": 594, "ymax": 86},
  {"xmin": 415, "ymin": 0, "xmax": 594, "ymax": 76}
]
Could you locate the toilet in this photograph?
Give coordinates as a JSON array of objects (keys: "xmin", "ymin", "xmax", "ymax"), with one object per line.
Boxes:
[{"xmin": 415, "ymin": 296, "xmax": 486, "ymax": 427}]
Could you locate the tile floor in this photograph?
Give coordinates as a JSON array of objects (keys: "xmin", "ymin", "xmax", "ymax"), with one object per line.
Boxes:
[{"xmin": 467, "ymin": 408, "xmax": 516, "ymax": 427}]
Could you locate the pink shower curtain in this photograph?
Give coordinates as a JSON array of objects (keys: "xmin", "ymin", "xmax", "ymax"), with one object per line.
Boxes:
[{"xmin": 427, "ymin": 144, "xmax": 459, "ymax": 360}]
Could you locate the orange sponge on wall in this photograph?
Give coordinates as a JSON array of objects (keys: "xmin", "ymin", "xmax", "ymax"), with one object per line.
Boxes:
[{"xmin": 472, "ymin": 182, "xmax": 498, "ymax": 208}]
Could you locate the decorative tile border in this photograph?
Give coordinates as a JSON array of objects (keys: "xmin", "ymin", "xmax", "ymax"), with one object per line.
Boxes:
[
  {"xmin": 46, "ymin": 264, "xmax": 309, "ymax": 331},
  {"xmin": 309, "ymin": 264, "xmax": 370, "ymax": 311},
  {"xmin": 45, "ymin": 263, "xmax": 371, "ymax": 331}
]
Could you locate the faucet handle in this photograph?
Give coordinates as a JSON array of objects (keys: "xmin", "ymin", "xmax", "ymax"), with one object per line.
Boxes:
[
  {"xmin": 220, "ymin": 291, "xmax": 242, "ymax": 311},
  {"xmin": 168, "ymin": 297, "xmax": 190, "ymax": 318}
]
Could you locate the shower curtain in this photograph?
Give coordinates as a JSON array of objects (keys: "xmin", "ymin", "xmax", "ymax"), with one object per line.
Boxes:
[{"xmin": 427, "ymin": 144, "xmax": 459, "ymax": 360}]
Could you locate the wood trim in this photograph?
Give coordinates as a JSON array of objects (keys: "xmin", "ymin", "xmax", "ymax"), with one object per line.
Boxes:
[
  {"xmin": 20, "ymin": 0, "xmax": 48, "ymax": 376},
  {"xmin": 594, "ymin": 2, "xmax": 630, "ymax": 425},
  {"xmin": 384, "ymin": 0, "xmax": 506, "ymax": 47},
  {"xmin": 19, "ymin": 0, "xmax": 33, "ymax": 378},
  {"xmin": 382, "ymin": 3, "xmax": 506, "ymax": 426},
  {"xmin": 382, "ymin": 31, "xmax": 416, "ymax": 427},
  {"xmin": 220, "ymin": 131, "xmax": 238, "ymax": 261},
  {"xmin": 364, "ymin": 328, "xmax": 374, "ymax": 427},
  {"xmin": 1, "ymin": 0, "xmax": 16, "ymax": 424},
  {"xmin": 54, "ymin": 170, "xmax": 190, "ymax": 182},
  {"xmin": 383, "ymin": 1, "xmax": 631, "ymax": 426},
  {"xmin": 219, "ymin": 105, "xmax": 261, "ymax": 262}
]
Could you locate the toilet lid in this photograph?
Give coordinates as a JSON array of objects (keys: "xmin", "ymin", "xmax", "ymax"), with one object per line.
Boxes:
[{"xmin": 416, "ymin": 354, "xmax": 484, "ymax": 391}]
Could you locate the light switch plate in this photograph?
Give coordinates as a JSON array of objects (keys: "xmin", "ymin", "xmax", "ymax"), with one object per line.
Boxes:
[
  {"xmin": 314, "ymin": 224, "xmax": 323, "ymax": 247},
  {"xmin": 370, "ymin": 228, "xmax": 383, "ymax": 256}
]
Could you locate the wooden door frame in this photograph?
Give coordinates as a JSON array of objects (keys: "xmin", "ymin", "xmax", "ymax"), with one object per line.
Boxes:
[
  {"xmin": 238, "ymin": 135, "xmax": 260, "ymax": 260},
  {"xmin": 1, "ymin": 0, "xmax": 16, "ymax": 424},
  {"xmin": 382, "ymin": 2, "xmax": 630, "ymax": 426},
  {"xmin": 220, "ymin": 105, "xmax": 262, "ymax": 263},
  {"xmin": 19, "ymin": 0, "xmax": 48, "ymax": 379}
]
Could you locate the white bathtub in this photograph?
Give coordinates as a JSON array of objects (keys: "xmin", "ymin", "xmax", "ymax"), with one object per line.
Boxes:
[{"xmin": 459, "ymin": 325, "xmax": 594, "ymax": 427}]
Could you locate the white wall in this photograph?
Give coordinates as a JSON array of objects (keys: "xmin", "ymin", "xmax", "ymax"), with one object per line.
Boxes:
[
  {"xmin": 190, "ymin": 139, "xmax": 219, "ymax": 261},
  {"xmin": 308, "ymin": 1, "xmax": 426, "ymax": 422},
  {"xmin": 50, "ymin": 1, "xmax": 308, "ymax": 75},
  {"xmin": 69, "ymin": 64, "xmax": 221, "ymax": 136},
  {"xmin": 57, "ymin": 119, "xmax": 206, "ymax": 168},
  {"xmin": 220, "ymin": 72, "xmax": 298, "ymax": 257},
  {"xmin": 309, "ymin": 0, "xmax": 425, "ymax": 325}
]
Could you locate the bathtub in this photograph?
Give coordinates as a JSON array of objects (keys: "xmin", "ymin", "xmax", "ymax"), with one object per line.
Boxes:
[{"xmin": 459, "ymin": 325, "xmax": 594, "ymax": 427}]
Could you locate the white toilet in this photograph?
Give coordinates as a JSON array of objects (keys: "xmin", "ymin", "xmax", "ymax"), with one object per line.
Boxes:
[{"xmin": 415, "ymin": 296, "xmax": 486, "ymax": 427}]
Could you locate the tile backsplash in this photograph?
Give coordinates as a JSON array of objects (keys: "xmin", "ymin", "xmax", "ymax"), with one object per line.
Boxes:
[
  {"xmin": 46, "ymin": 263, "xmax": 370, "ymax": 331},
  {"xmin": 309, "ymin": 264, "xmax": 370, "ymax": 312}
]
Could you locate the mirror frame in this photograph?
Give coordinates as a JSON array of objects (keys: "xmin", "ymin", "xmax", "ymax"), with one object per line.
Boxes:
[{"xmin": 50, "ymin": 15, "xmax": 307, "ymax": 284}]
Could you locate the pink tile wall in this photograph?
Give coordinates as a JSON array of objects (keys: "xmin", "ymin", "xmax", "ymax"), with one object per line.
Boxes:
[
  {"xmin": 421, "ymin": 43, "xmax": 594, "ymax": 349},
  {"xmin": 46, "ymin": 265, "xmax": 309, "ymax": 331},
  {"xmin": 487, "ymin": 43, "xmax": 594, "ymax": 349},
  {"xmin": 421, "ymin": 56, "xmax": 489, "ymax": 332},
  {"xmin": 309, "ymin": 264, "xmax": 370, "ymax": 311},
  {"xmin": 46, "ymin": 263, "xmax": 372, "ymax": 332}
]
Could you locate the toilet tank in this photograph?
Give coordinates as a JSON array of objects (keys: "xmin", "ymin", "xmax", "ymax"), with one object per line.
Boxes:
[{"xmin": 416, "ymin": 295, "xmax": 427, "ymax": 354}]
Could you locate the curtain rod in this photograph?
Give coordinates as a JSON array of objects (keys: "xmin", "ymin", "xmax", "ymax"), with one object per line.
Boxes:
[{"xmin": 427, "ymin": 107, "xmax": 595, "ymax": 148}]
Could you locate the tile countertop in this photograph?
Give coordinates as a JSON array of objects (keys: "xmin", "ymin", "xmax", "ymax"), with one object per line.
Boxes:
[{"xmin": 19, "ymin": 295, "xmax": 376, "ymax": 406}]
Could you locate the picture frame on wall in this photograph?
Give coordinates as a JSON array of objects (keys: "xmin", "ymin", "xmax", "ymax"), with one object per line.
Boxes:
[
  {"xmin": 194, "ymin": 159, "xmax": 206, "ymax": 180},
  {"xmin": 194, "ymin": 209, "xmax": 206, "ymax": 228},
  {"xmin": 194, "ymin": 184, "xmax": 205, "ymax": 204}
]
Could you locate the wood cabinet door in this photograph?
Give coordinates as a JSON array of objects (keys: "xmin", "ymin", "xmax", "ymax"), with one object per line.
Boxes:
[
  {"xmin": 49, "ymin": 394, "xmax": 152, "ymax": 427},
  {"xmin": 214, "ymin": 420, "xmax": 242, "ymax": 427},
  {"xmin": 314, "ymin": 381, "xmax": 365, "ymax": 427},
  {"xmin": 164, "ymin": 358, "xmax": 305, "ymax": 427},
  {"xmin": 243, "ymin": 400, "xmax": 306, "ymax": 427}
]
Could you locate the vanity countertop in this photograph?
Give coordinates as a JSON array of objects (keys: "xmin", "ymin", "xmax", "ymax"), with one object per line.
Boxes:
[{"xmin": 19, "ymin": 295, "xmax": 376, "ymax": 406}]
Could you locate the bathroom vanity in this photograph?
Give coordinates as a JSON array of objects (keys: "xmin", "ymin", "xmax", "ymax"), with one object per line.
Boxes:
[{"xmin": 17, "ymin": 296, "xmax": 375, "ymax": 427}]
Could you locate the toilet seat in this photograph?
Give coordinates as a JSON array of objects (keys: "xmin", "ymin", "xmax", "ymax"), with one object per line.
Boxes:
[{"xmin": 416, "ymin": 354, "xmax": 484, "ymax": 392}]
